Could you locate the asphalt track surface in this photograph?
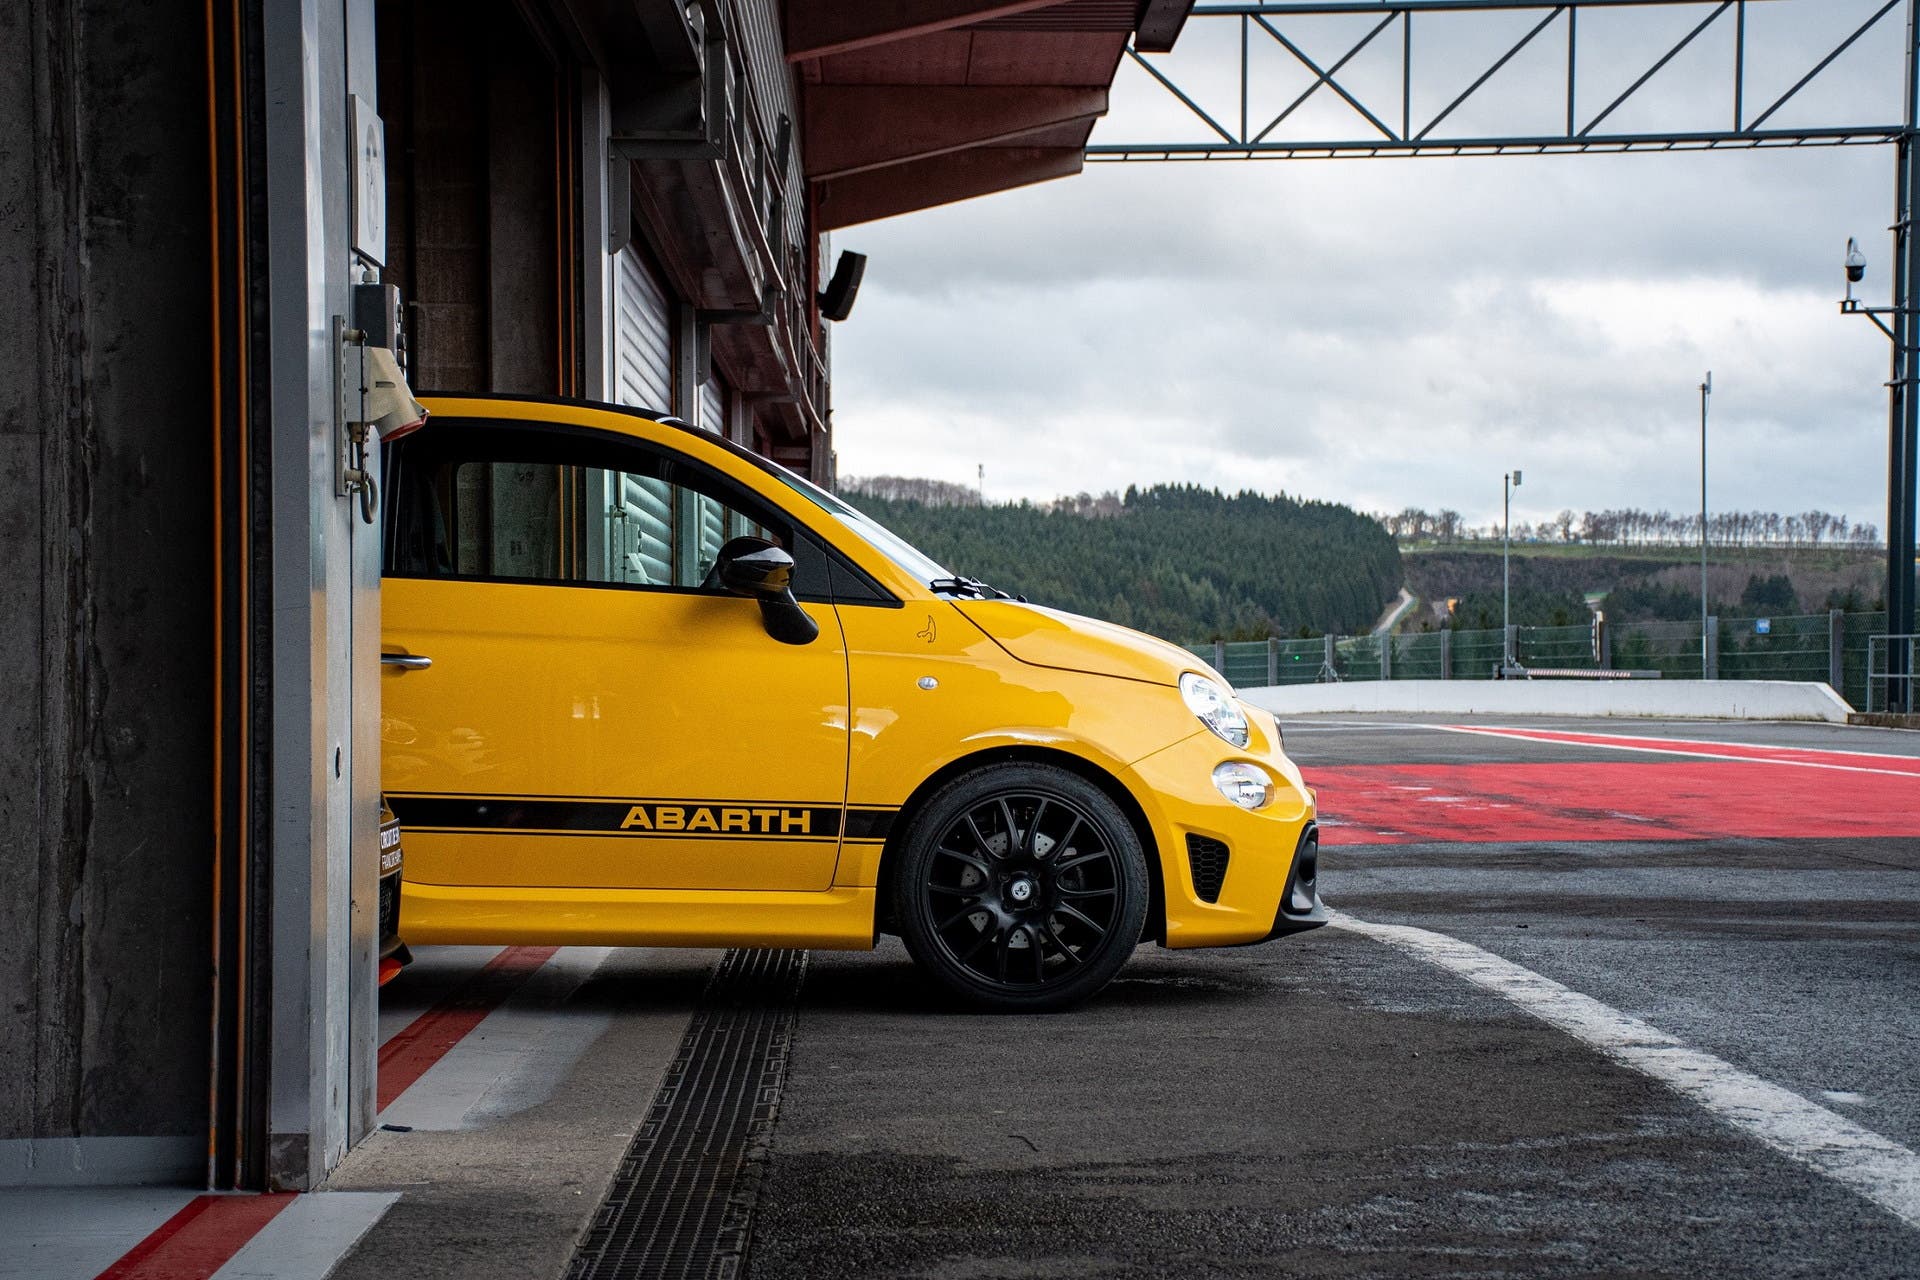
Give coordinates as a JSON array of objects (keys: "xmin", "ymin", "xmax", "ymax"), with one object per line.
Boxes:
[{"xmin": 747, "ymin": 716, "xmax": 1920, "ymax": 1279}]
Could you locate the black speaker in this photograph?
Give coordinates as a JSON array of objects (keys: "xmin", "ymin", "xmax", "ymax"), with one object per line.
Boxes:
[{"xmin": 818, "ymin": 250, "xmax": 867, "ymax": 322}]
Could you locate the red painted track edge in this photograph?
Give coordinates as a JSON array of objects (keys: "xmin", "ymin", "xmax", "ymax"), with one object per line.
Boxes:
[
  {"xmin": 1307, "ymin": 758, "xmax": 1920, "ymax": 846},
  {"xmin": 376, "ymin": 944, "xmax": 559, "ymax": 1110},
  {"xmin": 94, "ymin": 1192, "xmax": 295, "ymax": 1280}
]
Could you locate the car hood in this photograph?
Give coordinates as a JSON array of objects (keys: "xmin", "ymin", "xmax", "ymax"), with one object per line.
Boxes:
[{"xmin": 951, "ymin": 600, "xmax": 1220, "ymax": 688}]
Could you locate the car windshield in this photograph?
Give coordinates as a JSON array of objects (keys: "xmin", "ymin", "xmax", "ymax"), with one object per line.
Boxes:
[{"xmin": 765, "ymin": 466, "xmax": 956, "ymax": 585}]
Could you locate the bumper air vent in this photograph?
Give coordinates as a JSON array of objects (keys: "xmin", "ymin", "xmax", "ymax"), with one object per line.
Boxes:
[
  {"xmin": 1287, "ymin": 823, "xmax": 1320, "ymax": 916},
  {"xmin": 1185, "ymin": 834, "xmax": 1231, "ymax": 903}
]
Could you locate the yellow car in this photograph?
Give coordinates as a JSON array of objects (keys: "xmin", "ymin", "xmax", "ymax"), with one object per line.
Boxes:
[{"xmin": 380, "ymin": 395, "xmax": 1323, "ymax": 1010}]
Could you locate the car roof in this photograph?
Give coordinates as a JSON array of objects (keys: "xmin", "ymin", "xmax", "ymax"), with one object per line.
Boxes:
[{"xmin": 414, "ymin": 390, "xmax": 786, "ymax": 481}]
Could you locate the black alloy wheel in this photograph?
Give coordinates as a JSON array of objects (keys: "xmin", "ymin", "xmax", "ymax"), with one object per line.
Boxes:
[{"xmin": 894, "ymin": 763, "xmax": 1149, "ymax": 1011}]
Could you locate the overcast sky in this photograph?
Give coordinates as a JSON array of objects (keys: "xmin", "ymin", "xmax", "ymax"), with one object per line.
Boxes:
[{"xmin": 826, "ymin": 0, "xmax": 1907, "ymax": 533}]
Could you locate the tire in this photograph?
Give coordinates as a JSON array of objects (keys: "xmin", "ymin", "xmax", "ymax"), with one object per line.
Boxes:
[{"xmin": 892, "ymin": 763, "xmax": 1150, "ymax": 1012}]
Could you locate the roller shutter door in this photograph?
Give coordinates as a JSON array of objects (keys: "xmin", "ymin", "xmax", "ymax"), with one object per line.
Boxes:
[
  {"xmin": 698, "ymin": 373, "xmax": 724, "ymax": 436},
  {"xmin": 615, "ymin": 246, "xmax": 673, "ymax": 412},
  {"xmin": 607, "ymin": 245, "xmax": 675, "ymax": 584}
]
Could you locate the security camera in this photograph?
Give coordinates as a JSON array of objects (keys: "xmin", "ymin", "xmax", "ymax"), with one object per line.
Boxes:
[{"xmin": 1846, "ymin": 237, "xmax": 1867, "ymax": 284}]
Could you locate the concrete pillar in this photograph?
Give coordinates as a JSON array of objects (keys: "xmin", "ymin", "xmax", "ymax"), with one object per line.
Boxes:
[
  {"xmin": 579, "ymin": 69, "xmax": 614, "ymax": 402},
  {"xmin": 1213, "ymin": 639, "xmax": 1227, "ymax": 675},
  {"xmin": 263, "ymin": 0, "xmax": 385, "ymax": 1188},
  {"xmin": 1267, "ymin": 636, "xmax": 1279, "ymax": 686},
  {"xmin": 1705, "ymin": 615, "xmax": 1720, "ymax": 680},
  {"xmin": 1380, "ymin": 634, "xmax": 1392, "ymax": 681},
  {"xmin": 1440, "ymin": 628, "xmax": 1452, "ymax": 679}
]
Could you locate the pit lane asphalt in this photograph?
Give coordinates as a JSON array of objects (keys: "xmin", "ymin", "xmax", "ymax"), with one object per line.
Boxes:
[{"xmin": 747, "ymin": 716, "xmax": 1920, "ymax": 1279}]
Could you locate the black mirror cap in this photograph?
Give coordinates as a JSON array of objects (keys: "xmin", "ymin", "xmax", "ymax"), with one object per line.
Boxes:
[
  {"xmin": 716, "ymin": 536, "xmax": 818, "ymax": 645},
  {"xmin": 758, "ymin": 595, "xmax": 819, "ymax": 646},
  {"xmin": 716, "ymin": 536, "xmax": 794, "ymax": 597}
]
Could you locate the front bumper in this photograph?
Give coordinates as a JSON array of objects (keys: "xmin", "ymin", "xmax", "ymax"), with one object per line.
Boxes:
[
  {"xmin": 1121, "ymin": 723, "xmax": 1325, "ymax": 949},
  {"xmin": 1254, "ymin": 822, "xmax": 1328, "ymax": 941},
  {"xmin": 378, "ymin": 805, "xmax": 411, "ymax": 979},
  {"xmin": 378, "ymin": 867, "xmax": 407, "ymax": 959}
]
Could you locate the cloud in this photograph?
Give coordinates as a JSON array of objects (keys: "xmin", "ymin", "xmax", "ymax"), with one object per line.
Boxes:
[{"xmin": 828, "ymin": 4, "xmax": 1904, "ymax": 536}]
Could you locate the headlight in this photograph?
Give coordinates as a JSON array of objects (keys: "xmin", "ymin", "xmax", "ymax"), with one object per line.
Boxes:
[
  {"xmin": 1212, "ymin": 761, "xmax": 1274, "ymax": 809},
  {"xmin": 1180, "ymin": 672, "xmax": 1249, "ymax": 748}
]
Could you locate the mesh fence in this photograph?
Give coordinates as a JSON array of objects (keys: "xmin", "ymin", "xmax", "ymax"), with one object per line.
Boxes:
[
  {"xmin": 1273, "ymin": 637, "xmax": 1329, "ymax": 684},
  {"xmin": 1517, "ymin": 624, "xmax": 1594, "ymax": 670},
  {"xmin": 1843, "ymin": 612, "xmax": 1890, "ymax": 709},
  {"xmin": 1391, "ymin": 632, "xmax": 1447, "ymax": 679},
  {"xmin": 1609, "ymin": 620, "xmax": 1706, "ymax": 680},
  {"xmin": 1187, "ymin": 611, "xmax": 1891, "ymax": 709},
  {"xmin": 1448, "ymin": 629, "xmax": 1506, "ymax": 679},
  {"xmin": 1717, "ymin": 613, "xmax": 1835, "ymax": 685}
]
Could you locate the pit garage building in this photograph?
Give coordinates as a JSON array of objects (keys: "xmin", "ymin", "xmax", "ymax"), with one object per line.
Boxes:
[{"xmin": 2, "ymin": 0, "xmax": 1193, "ymax": 1191}]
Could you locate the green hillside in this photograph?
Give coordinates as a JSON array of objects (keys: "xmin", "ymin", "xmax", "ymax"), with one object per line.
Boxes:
[{"xmin": 841, "ymin": 483, "xmax": 1402, "ymax": 643}]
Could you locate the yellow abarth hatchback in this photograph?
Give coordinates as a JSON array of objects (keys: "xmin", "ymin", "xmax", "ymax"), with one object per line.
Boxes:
[{"xmin": 380, "ymin": 395, "xmax": 1323, "ymax": 1010}]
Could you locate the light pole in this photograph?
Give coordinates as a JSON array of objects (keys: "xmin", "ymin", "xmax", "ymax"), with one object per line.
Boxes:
[
  {"xmin": 1503, "ymin": 468, "xmax": 1522, "ymax": 672},
  {"xmin": 1700, "ymin": 371, "xmax": 1711, "ymax": 678},
  {"xmin": 1840, "ymin": 234, "xmax": 1919, "ymax": 713}
]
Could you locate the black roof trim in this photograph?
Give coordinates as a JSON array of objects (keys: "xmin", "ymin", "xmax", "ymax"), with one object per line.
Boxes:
[{"xmin": 414, "ymin": 389, "xmax": 779, "ymax": 475}]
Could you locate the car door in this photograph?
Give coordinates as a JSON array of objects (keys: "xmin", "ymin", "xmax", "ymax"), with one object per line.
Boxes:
[{"xmin": 379, "ymin": 414, "xmax": 850, "ymax": 892}]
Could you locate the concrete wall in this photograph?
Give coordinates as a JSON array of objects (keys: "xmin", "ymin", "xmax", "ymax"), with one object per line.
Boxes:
[
  {"xmin": 1242, "ymin": 680, "xmax": 1855, "ymax": 723},
  {"xmin": 0, "ymin": 0, "xmax": 217, "ymax": 1184},
  {"xmin": 0, "ymin": 0, "xmax": 384, "ymax": 1191}
]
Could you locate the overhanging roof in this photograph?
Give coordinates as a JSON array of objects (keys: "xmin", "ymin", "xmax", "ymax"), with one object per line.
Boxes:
[{"xmin": 792, "ymin": 0, "xmax": 1194, "ymax": 230}]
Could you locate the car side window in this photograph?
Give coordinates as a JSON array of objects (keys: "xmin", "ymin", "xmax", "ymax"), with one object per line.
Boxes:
[{"xmin": 384, "ymin": 419, "xmax": 817, "ymax": 596}]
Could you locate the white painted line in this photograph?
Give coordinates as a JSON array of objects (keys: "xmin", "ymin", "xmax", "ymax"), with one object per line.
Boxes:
[
  {"xmin": 1331, "ymin": 911, "xmax": 1920, "ymax": 1230},
  {"xmin": 211, "ymin": 1192, "xmax": 399, "ymax": 1280},
  {"xmin": 1280, "ymin": 722, "xmax": 1446, "ymax": 732},
  {"xmin": 1428, "ymin": 724, "xmax": 1920, "ymax": 779},
  {"xmin": 379, "ymin": 947, "xmax": 615, "ymax": 1132},
  {"xmin": 1456, "ymin": 725, "xmax": 1920, "ymax": 764}
]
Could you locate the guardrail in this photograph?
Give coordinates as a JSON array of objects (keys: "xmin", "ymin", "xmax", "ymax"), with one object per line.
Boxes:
[{"xmin": 1191, "ymin": 611, "xmax": 1890, "ymax": 709}]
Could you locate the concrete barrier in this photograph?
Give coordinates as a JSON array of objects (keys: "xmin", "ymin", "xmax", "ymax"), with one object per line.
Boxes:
[{"xmin": 1240, "ymin": 679, "xmax": 1854, "ymax": 723}]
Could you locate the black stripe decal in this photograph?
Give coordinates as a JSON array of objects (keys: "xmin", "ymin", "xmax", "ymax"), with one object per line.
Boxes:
[
  {"xmin": 388, "ymin": 795, "xmax": 896, "ymax": 842},
  {"xmin": 843, "ymin": 808, "xmax": 895, "ymax": 842}
]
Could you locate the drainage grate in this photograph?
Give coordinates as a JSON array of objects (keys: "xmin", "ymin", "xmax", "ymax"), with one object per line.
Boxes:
[{"xmin": 566, "ymin": 948, "xmax": 807, "ymax": 1280}]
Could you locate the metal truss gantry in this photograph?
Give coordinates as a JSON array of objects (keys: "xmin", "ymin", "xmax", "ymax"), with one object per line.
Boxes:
[
  {"xmin": 1095, "ymin": 0, "xmax": 1920, "ymax": 709},
  {"xmin": 1095, "ymin": 0, "xmax": 1904, "ymax": 160}
]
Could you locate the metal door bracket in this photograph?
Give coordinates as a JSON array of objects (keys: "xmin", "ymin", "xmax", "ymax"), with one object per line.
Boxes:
[{"xmin": 333, "ymin": 315, "xmax": 378, "ymax": 524}]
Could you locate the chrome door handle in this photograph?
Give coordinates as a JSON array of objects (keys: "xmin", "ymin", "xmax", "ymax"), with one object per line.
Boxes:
[{"xmin": 381, "ymin": 653, "xmax": 432, "ymax": 670}]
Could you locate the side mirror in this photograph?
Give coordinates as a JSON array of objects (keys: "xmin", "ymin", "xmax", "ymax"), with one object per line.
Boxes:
[{"xmin": 714, "ymin": 537, "xmax": 819, "ymax": 646}]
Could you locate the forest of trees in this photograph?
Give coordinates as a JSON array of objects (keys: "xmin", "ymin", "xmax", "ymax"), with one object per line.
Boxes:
[
  {"xmin": 1379, "ymin": 505, "xmax": 1881, "ymax": 549},
  {"xmin": 840, "ymin": 474, "xmax": 983, "ymax": 507},
  {"xmin": 838, "ymin": 481, "xmax": 1402, "ymax": 642},
  {"xmin": 1440, "ymin": 572, "xmax": 1871, "ymax": 630}
]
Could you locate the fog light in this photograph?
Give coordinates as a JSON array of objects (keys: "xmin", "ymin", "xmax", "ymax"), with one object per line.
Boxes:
[{"xmin": 1211, "ymin": 761, "xmax": 1273, "ymax": 810}]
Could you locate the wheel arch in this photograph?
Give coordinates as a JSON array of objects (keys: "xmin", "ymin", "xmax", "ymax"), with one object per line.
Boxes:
[{"xmin": 873, "ymin": 745, "xmax": 1167, "ymax": 946}]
